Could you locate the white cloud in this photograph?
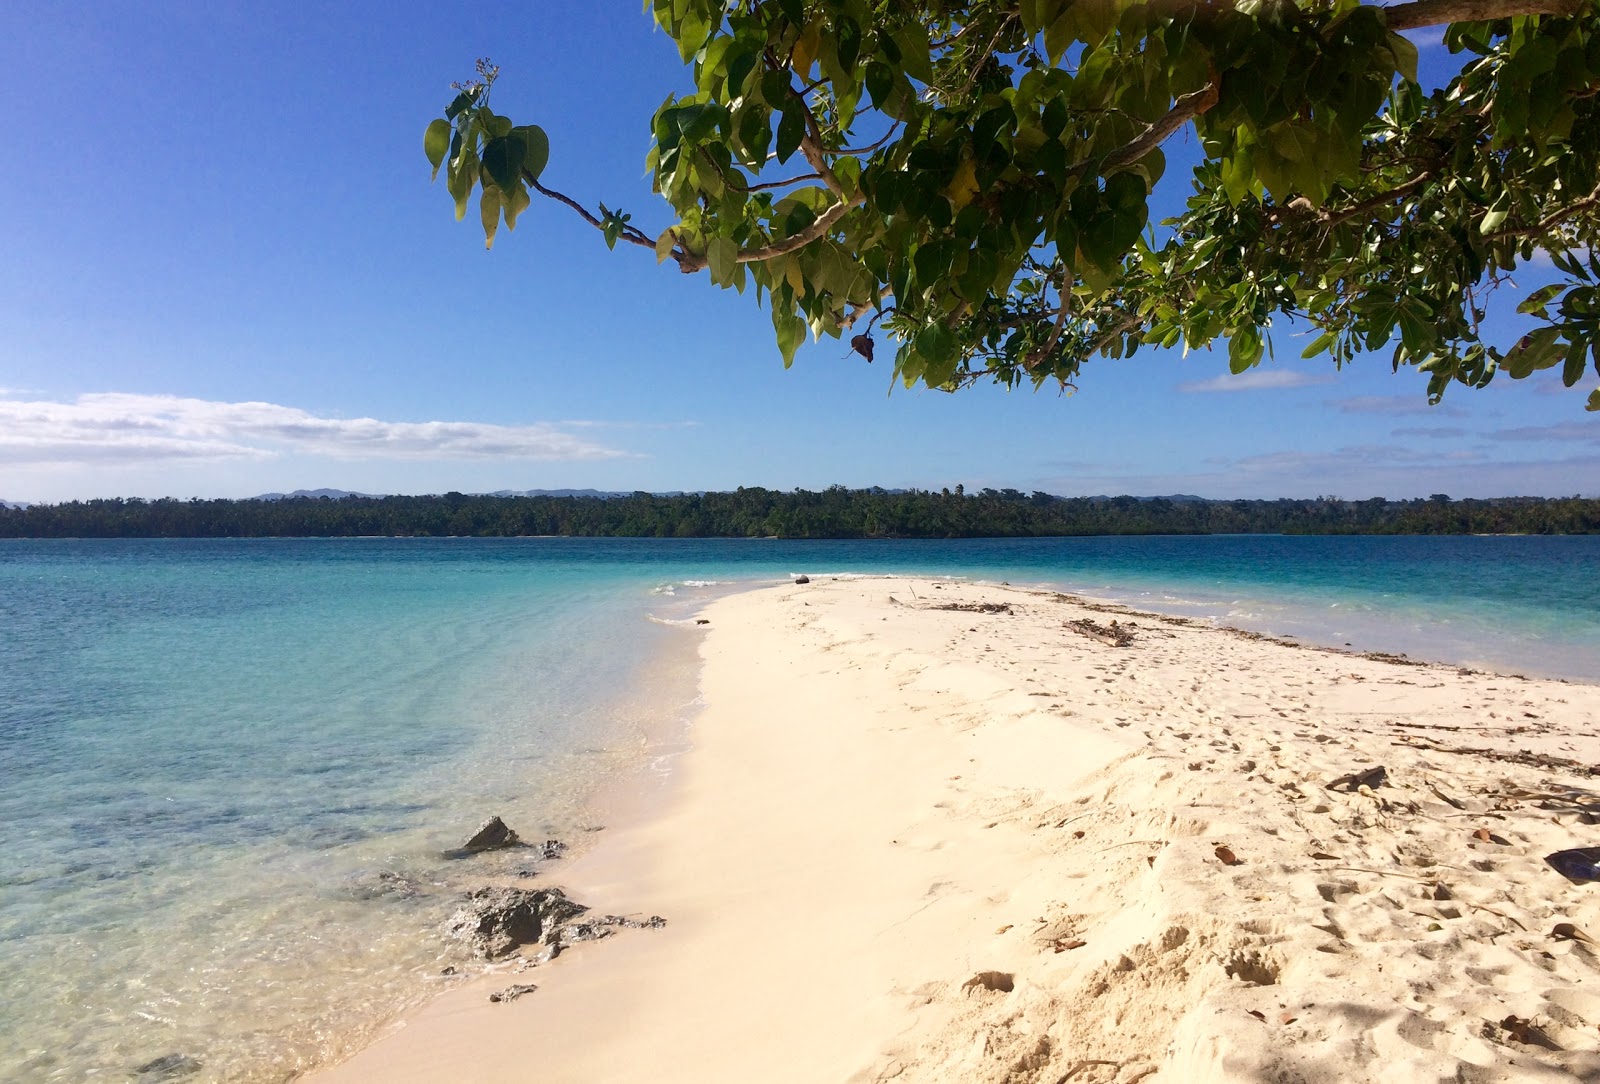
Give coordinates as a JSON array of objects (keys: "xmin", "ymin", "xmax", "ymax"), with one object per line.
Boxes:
[
  {"xmin": 1489, "ymin": 421, "xmax": 1600, "ymax": 444},
  {"xmin": 1177, "ymin": 370, "xmax": 1333, "ymax": 393},
  {"xmin": 0, "ymin": 392, "xmax": 629, "ymax": 466},
  {"xmin": 1333, "ymin": 395, "xmax": 1465, "ymax": 417},
  {"xmin": 1391, "ymin": 426, "xmax": 1467, "ymax": 439}
]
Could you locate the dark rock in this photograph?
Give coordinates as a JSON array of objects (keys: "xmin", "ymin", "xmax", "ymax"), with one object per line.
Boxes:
[
  {"xmin": 488, "ymin": 982, "xmax": 539, "ymax": 1003},
  {"xmin": 132, "ymin": 1053, "xmax": 202, "ymax": 1081},
  {"xmin": 695, "ymin": 618, "xmax": 710, "ymax": 625},
  {"xmin": 793, "ymin": 575, "xmax": 811, "ymax": 584},
  {"xmin": 461, "ymin": 816, "xmax": 522, "ymax": 854},
  {"xmin": 445, "ymin": 886, "xmax": 587, "ymax": 960},
  {"xmin": 514, "ymin": 839, "xmax": 569, "ymax": 876}
]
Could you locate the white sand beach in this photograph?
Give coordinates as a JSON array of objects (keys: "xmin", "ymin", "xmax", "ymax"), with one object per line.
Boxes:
[{"xmin": 309, "ymin": 576, "xmax": 1600, "ymax": 1082}]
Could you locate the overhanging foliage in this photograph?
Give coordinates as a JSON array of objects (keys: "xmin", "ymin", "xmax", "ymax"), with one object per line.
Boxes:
[{"xmin": 427, "ymin": 0, "xmax": 1600, "ymax": 410}]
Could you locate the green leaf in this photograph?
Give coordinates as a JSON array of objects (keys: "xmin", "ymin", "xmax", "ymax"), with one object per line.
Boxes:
[
  {"xmin": 1044, "ymin": 13, "xmax": 1075, "ymax": 66},
  {"xmin": 774, "ymin": 307, "xmax": 806, "ymax": 367},
  {"xmin": 892, "ymin": 25, "xmax": 934, "ymax": 83},
  {"xmin": 1228, "ymin": 326, "xmax": 1264, "ymax": 373},
  {"xmin": 1300, "ymin": 330, "xmax": 1338, "ymax": 359},
  {"xmin": 479, "ymin": 187, "xmax": 501, "ymax": 249},
  {"xmin": 835, "ymin": 15, "xmax": 861, "ymax": 71},
  {"xmin": 424, "ymin": 119, "xmax": 451, "ymax": 180},
  {"xmin": 1502, "ymin": 326, "xmax": 1563, "ymax": 378},
  {"xmin": 1587, "ymin": 387, "xmax": 1600, "ymax": 412},
  {"xmin": 1388, "ymin": 32, "xmax": 1419, "ymax": 84},
  {"xmin": 448, "ymin": 146, "xmax": 479, "ymax": 221},
  {"xmin": 761, "ymin": 70, "xmax": 792, "ymax": 109},
  {"xmin": 1517, "ymin": 283, "xmax": 1563, "ymax": 316},
  {"xmin": 1479, "ymin": 198, "xmax": 1509, "ymax": 234},
  {"xmin": 502, "ymin": 182, "xmax": 531, "ymax": 230},
  {"xmin": 1563, "ymin": 346, "xmax": 1587, "ymax": 387},
  {"xmin": 776, "ymin": 101, "xmax": 805, "ymax": 164},
  {"xmin": 707, "ymin": 236, "xmax": 738, "ymax": 285},
  {"xmin": 655, "ymin": 228, "xmax": 677, "ymax": 264},
  {"xmin": 481, "ymin": 134, "xmax": 528, "ymax": 194},
  {"xmin": 864, "ymin": 61, "xmax": 894, "ymax": 110},
  {"xmin": 724, "ymin": 45, "xmax": 759, "ymax": 97},
  {"xmin": 512, "ymin": 125, "xmax": 549, "ymax": 182}
]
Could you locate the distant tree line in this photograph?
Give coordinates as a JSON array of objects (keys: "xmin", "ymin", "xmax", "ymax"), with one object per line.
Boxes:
[{"xmin": 2, "ymin": 488, "xmax": 1597, "ymax": 539}]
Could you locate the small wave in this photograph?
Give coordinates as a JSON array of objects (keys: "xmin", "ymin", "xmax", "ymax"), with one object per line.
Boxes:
[
  {"xmin": 645, "ymin": 614, "xmax": 703, "ymax": 628},
  {"xmin": 680, "ymin": 580, "xmax": 723, "ymax": 587}
]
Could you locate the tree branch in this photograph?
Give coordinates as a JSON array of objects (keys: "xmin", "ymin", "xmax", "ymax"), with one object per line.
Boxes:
[{"xmin": 1382, "ymin": 0, "xmax": 1584, "ymax": 32}]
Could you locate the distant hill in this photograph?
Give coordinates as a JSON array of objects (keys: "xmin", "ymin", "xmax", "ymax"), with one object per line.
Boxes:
[
  {"xmin": 254, "ymin": 488, "xmax": 379, "ymax": 500},
  {"xmin": 485, "ymin": 488, "xmax": 631, "ymax": 498},
  {"xmin": 0, "ymin": 499, "xmax": 28, "ymax": 509}
]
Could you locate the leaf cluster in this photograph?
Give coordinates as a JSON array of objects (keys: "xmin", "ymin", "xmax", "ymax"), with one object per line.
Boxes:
[{"xmin": 427, "ymin": 2, "xmax": 1600, "ymax": 409}]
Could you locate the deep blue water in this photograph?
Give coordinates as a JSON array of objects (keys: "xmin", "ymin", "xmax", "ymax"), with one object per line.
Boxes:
[{"xmin": 2, "ymin": 535, "xmax": 1597, "ymax": 1081}]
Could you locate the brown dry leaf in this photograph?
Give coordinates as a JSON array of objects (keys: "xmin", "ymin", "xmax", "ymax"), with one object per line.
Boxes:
[
  {"xmin": 1552, "ymin": 922, "xmax": 1595, "ymax": 944},
  {"xmin": 1474, "ymin": 828, "xmax": 1493, "ymax": 843},
  {"xmin": 1215, "ymin": 845, "xmax": 1242, "ymax": 866},
  {"xmin": 1053, "ymin": 938, "xmax": 1087, "ymax": 953},
  {"xmin": 1073, "ymin": 830, "xmax": 1086, "ymax": 839},
  {"xmin": 1279, "ymin": 1011, "xmax": 1299, "ymax": 1025},
  {"xmin": 1309, "ymin": 851, "xmax": 1339, "ymax": 861},
  {"xmin": 995, "ymin": 924, "xmax": 1013, "ymax": 935},
  {"xmin": 1247, "ymin": 1010, "xmax": 1266, "ymax": 1022}
]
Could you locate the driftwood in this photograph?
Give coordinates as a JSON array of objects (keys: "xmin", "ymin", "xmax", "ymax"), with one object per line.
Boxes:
[
  {"xmin": 932, "ymin": 601, "xmax": 1013, "ymax": 615},
  {"xmin": 1066, "ymin": 618, "xmax": 1136, "ymax": 647},
  {"xmin": 1393, "ymin": 736, "xmax": 1600, "ymax": 778}
]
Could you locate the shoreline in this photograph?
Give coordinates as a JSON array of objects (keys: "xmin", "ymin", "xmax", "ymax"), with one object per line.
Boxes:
[{"xmin": 307, "ymin": 575, "xmax": 1600, "ymax": 1082}]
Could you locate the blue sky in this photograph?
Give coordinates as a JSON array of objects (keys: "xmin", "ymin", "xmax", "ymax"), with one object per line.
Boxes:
[{"xmin": 1, "ymin": 1, "xmax": 1595, "ymax": 504}]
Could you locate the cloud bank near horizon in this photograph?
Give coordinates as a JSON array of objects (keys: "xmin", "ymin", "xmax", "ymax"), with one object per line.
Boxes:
[{"xmin": 0, "ymin": 392, "xmax": 631, "ymax": 466}]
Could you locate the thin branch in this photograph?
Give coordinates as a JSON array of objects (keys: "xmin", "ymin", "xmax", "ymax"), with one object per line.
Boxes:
[
  {"xmin": 794, "ymin": 90, "xmax": 846, "ymax": 195},
  {"xmin": 1485, "ymin": 182, "xmax": 1600, "ymax": 241},
  {"xmin": 841, "ymin": 284, "xmax": 895, "ymax": 331},
  {"xmin": 698, "ymin": 149, "xmax": 821, "ymax": 192},
  {"xmin": 1091, "ymin": 78, "xmax": 1220, "ymax": 176},
  {"xmin": 1025, "ymin": 268, "xmax": 1075, "ymax": 370},
  {"xmin": 832, "ymin": 123, "xmax": 901, "ymax": 157},
  {"xmin": 735, "ymin": 195, "xmax": 866, "ymax": 264},
  {"xmin": 1268, "ymin": 172, "xmax": 1435, "ymax": 227},
  {"xmin": 1084, "ymin": 311, "xmax": 1146, "ymax": 357},
  {"xmin": 954, "ymin": 13, "xmax": 1018, "ymax": 103}
]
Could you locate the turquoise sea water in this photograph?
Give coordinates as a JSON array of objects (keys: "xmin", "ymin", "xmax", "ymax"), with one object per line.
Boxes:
[{"xmin": 2, "ymin": 536, "xmax": 1598, "ymax": 1082}]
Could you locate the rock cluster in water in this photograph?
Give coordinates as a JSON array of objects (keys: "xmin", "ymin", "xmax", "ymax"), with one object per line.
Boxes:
[{"xmin": 132, "ymin": 1053, "xmax": 202, "ymax": 1081}]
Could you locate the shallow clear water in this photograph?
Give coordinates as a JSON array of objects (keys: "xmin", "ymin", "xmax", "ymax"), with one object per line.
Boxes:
[{"xmin": 1, "ymin": 535, "xmax": 1596, "ymax": 1082}]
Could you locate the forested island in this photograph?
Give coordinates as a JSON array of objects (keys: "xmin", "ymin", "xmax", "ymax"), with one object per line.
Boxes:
[{"xmin": 2, "ymin": 488, "xmax": 1596, "ymax": 538}]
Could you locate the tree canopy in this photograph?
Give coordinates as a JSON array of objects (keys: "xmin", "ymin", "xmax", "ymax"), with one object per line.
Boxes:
[
  {"xmin": 425, "ymin": 0, "xmax": 1600, "ymax": 410},
  {"xmin": 5, "ymin": 489, "xmax": 1597, "ymax": 538}
]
